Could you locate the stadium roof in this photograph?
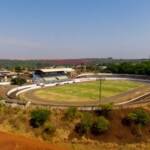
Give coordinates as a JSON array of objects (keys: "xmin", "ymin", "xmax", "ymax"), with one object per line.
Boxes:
[{"xmin": 36, "ymin": 68, "xmax": 75, "ymax": 73}]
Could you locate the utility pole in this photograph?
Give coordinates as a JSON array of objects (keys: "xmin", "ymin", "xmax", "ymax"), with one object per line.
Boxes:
[{"xmin": 99, "ymin": 78, "xmax": 102, "ymax": 104}]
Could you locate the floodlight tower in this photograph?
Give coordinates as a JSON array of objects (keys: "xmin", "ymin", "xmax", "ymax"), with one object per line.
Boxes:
[{"xmin": 99, "ymin": 78, "xmax": 102, "ymax": 104}]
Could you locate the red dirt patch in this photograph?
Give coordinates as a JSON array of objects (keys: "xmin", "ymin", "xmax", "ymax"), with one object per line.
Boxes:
[{"xmin": 0, "ymin": 131, "xmax": 67, "ymax": 150}]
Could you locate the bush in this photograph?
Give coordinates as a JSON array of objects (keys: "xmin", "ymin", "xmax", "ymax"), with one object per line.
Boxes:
[
  {"xmin": 96, "ymin": 103, "xmax": 113, "ymax": 117},
  {"xmin": 91, "ymin": 116, "xmax": 110, "ymax": 135},
  {"xmin": 11, "ymin": 77, "xmax": 26, "ymax": 85},
  {"xmin": 127, "ymin": 108, "xmax": 150, "ymax": 127},
  {"xmin": 43, "ymin": 123, "xmax": 56, "ymax": 135},
  {"xmin": 64, "ymin": 107, "xmax": 77, "ymax": 121},
  {"xmin": 124, "ymin": 109, "xmax": 150, "ymax": 137},
  {"xmin": 30, "ymin": 109, "xmax": 50, "ymax": 128},
  {"xmin": 122, "ymin": 117, "xmax": 132, "ymax": 126},
  {"xmin": 75, "ymin": 113, "xmax": 93, "ymax": 135}
]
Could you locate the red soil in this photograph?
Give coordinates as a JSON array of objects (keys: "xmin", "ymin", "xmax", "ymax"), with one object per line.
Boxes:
[{"xmin": 0, "ymin": 131, "xmax": 67, "ymax": 150}]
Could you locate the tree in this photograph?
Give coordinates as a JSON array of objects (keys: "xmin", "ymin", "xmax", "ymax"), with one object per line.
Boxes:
[
  {"xmin": 127, "ymin": 108, "xmax": 150, "ymax": 127},
  {"xmin": 64, "ymin": 107, "xmax": 77, "ymax": 121},
  {"xmin": 96, "ymin": 103, "xmax": 113, "ymax": 117},
  {"xmin": 30, "ymin": 109, "xmax": 50, "ymax": 128},
  {"xmin": 15, "ymin": 66, "xmax": 24, "ymax": 73},
  {"xmin": 75, "ymin": 113, "xmax": 93, "ymax": 135},
  {"xmin": 101, "ymin": 103, "xmax": 113, "ymax": 116},
  {"xmin": 91, "ymin": 116, "xmax": 110, "ymax": 135},
  {"xmin": 123, "ymin": 108, "xmax": 150, "ymax": 136},
  {"xmin": 11, "ymin": 77, "xmax": 26, "ymax": 85}
]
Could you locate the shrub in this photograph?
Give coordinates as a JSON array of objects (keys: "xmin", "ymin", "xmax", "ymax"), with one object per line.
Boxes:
[
  {"xmin": 11, "ymin": 77, "xmax": 26, "ymax": 85},
  {"xmin": 75, "ymin": 113, "xmax": 93, "ymax": 135},
  {"xmin": 91, "ymin": 116, "xmax": 110, "ymax": 135},
  {"xmin": 122, "ymin": 117, "xmax": 132, "ymax": 126},
  {"xmin": 64, "ymin": 107, "xmax": 77, "ymax": 121},
  {"xmin": 30, "ymin": 109, "xmax": 50, "ymax": 128},
  {"xmin": 43, "ymin": 123, "xmax": 56, "ymax": 135},
  {"xmin": 127, "ymin": 108, "xmax": 150, "ymax": 127},
  {"xmin": 96, "ymin": 103, "xmax": 113, "ymax": 117}
]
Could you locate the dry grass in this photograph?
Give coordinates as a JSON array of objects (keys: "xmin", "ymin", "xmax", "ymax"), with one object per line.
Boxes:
[
  {"xmin": 60, "ymin": 142, "xmax": 150, "ymax": 150},
  {"xmin": 0, "ymin": 105, "xmax": 150, "ymax": 150}
]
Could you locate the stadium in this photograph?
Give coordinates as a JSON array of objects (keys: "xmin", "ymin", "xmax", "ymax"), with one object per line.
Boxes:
[{"xmin": 6, "ymin": 68, "xmax": 150, "ymax": 108}]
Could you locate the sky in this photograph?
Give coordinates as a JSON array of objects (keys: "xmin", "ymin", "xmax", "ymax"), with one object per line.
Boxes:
[{"xmin": 0, "ymin": 0, "xmax": 150, "ymax": 59}]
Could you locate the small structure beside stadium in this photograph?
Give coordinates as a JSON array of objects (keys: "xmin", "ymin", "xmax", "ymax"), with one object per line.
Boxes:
[
  {"xmin": 0, "ymin": 70, "xmax": 17, "ymax": 82},
  {"xmin": 33, "ymin": 68, "xmax": 75, "ymax": 84}
]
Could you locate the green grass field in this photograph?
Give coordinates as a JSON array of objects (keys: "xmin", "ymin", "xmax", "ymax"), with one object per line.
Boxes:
[{"xmin": 32, "ymin": 80, "xmax": 143, "ymax": 102}]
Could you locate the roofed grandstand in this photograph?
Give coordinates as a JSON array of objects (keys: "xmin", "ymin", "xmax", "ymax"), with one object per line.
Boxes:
[{"xmin": 32, "ymin": 68, "xmax": 75, "ymax": 84}]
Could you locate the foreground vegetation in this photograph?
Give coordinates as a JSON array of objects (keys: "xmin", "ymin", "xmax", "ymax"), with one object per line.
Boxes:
[{"xmin": 0, "ymin": 103, "xmax": 150, "ymax": 145}]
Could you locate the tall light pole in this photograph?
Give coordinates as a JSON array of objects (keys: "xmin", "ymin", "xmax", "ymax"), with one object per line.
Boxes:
[{"xmin": 99, "ymin": 78, "xmax": 102, "ymax": 104}]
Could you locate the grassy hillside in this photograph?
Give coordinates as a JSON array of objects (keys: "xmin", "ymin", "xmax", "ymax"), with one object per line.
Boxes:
[{"xmin": 0, "ymin": 104, "xmax": 150, "ymax": 149}]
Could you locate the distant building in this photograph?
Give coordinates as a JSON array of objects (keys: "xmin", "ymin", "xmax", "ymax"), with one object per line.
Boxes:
[
  {"xmin": 33, "ymin": 68, "xmax": 75, "ymax": 84},
  {"xmin": 0, "ymin": 70, "xmax": 17, "ymax": 82}
]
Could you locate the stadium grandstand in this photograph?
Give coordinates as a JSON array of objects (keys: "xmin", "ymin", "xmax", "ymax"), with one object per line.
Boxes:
[{"xmin": 32, "ymin": 68, "xmax": 75, "ymax": 84}]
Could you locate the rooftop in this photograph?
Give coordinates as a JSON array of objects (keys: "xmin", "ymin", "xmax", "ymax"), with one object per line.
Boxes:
[{"xmin": 35, "ymin": 68, "xmax": 75, "ymax": 73}]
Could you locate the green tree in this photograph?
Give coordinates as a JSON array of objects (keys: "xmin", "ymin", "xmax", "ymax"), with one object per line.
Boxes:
[
  {"xmin": 30, "ymin": 109, "xmax": 50, "ymax": 128},
  {"xmin": 15, "ymin": 66, "xmax": 24, "ymax": 73},
  {"xmin": 64, "ymin": 107, "xmax": 77, "ymax": 121},
  {"xmin": 101, "ymin": 103, "xmax": 113, "ymax": 116},
  {"xmin": 127, "ymin": 108, "xmax": 150, "ymax": 127},
  {"xmin": 75, "ymin": 113, "xmax": 93, "ymax": 135},
  {"xmin": 96, "ymin": 103, "xmax": 113, "ymax": 117},
  {"xmin": 11, "ymin": 77, "xmax": 26, "ymax": 85},
  {"xmin": 91, "ymin": 116, "xmax": 110, "ymax": 135}
]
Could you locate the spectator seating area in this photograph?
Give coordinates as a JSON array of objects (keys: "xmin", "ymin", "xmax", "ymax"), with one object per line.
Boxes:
[{"xmin": 33, "ymin": 68, "xmax": 74, "ymax": 84}]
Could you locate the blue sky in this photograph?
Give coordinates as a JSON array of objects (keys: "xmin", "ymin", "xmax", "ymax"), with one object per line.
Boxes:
[{"xmin": 0, "ymin": 0, "xmax": 150, "ymax": 59}]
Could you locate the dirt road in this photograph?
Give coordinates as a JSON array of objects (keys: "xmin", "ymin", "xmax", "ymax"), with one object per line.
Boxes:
[{"xmin": 0, "ymin": 131, "xmax": 66, "ymax": 150}]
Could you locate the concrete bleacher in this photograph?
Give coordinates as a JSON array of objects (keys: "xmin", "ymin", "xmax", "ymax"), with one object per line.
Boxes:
[
  {"xmin": 43, "ymin": 75, "xmax": 69, "ymax": 84},
  {"xmin": 56, "ymin": 75, "xmax": 68, "ymax": 81},
  {"xmin": 32, "ymin": 68, "xmax": 73, "ymax": 84}
]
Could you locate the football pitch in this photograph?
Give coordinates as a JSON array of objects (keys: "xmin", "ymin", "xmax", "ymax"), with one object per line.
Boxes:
[{"xmin": 29, "ymin": 80, "xmax": 143, "ymax": 103}]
